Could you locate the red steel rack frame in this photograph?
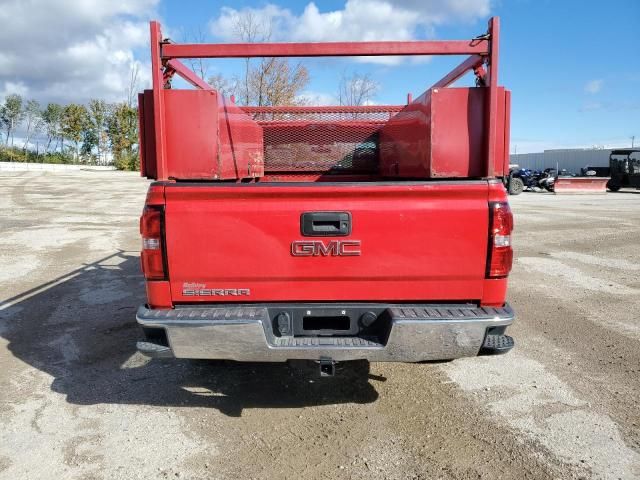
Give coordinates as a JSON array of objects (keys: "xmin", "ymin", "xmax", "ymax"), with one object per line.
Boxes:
[{"xmin": 146, "ymin": 17, "xmax": 503, "ymax": 181}]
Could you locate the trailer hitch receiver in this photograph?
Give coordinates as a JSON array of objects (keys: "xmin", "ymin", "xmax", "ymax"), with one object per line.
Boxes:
[{"xmin": 318, "ymin": 357, "xmax": 336, "ymax": 377}]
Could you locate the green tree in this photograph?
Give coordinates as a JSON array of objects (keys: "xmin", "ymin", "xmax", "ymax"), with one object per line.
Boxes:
[
  {"xmin": 42, "ymin": 103, "xmax": 63, "ymax": 152},
  {"xmin": 0, "ymin": 94, "xmax": 25, "ymax": 146},
  {"xmin": 23, "ymin": 99, "xmax": 43, "ymax": 152},
  {"xmin": 87, "ymin": 99, "xmax": 108, "ymax": 163},
  {"xmin": 106, "ymin": 102, "xmax": 138, "ymax": 170},
  {"xmin": 61, "ymin": 103, "xmax": 89, "ymax": 161},
  {"xmin": 81, "ymin": 128, "xmax": 98, "ymax": 159}
]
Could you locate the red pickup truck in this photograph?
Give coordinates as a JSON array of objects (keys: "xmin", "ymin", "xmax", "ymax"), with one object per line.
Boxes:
[{"xmin": 135, "ymin": 18, "xmax": 515, "ymax": 375}]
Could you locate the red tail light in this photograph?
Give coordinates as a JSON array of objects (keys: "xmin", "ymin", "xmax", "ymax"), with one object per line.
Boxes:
[
  {"xmin": 140, "ymin": 206, "xmax": 166, "ymax": 280},
  {"xmin": 487, "ymin": 202, "xmax": 513, "ymax": 278}
]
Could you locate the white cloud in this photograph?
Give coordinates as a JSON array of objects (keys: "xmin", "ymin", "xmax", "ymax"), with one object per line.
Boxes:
[
  {"xmin": 210, "ymin": 0, "xmax": 490, "ymax": 56},
  {"xmin": 584, "ymin": 79, "xmax": 603, "ymax": 94},
  {"xmin": 0, "ymin": 81, "xmax": 29, "ymax": 100},
  {"xmin": 0, "ymin": 0, "xmax": 158, "ymax": 105},
  {"xmin": 297, "ymin": 91, "xmax": 338, "ymax": 105}
]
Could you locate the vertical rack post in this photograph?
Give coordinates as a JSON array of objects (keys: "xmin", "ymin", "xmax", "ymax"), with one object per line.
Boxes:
[
  {"xmin": 485, "ymin": 17, "xmax": 500, "ymax": 178},
  {"xmin": 150, "ymin": 21, "xmax": 167, "ymax": 180}
]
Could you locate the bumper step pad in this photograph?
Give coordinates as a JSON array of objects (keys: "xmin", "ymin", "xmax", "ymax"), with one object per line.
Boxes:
[
  {"xmin": 479, "ymin": 334, "xmax": 514, "ymax": 355},
  {"xmin": 136, "ymin": 340, "xmax": 173, "ymax": 358}
]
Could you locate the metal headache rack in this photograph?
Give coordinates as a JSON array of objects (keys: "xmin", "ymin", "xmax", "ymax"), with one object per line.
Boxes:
[{"xmin": 138, "ymin": 18, "xmax": 509, "ymax": 182}]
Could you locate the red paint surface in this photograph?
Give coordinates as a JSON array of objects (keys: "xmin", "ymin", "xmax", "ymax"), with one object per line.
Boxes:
[
  {"xmin": 138, "ymin": 91, "xmax": 157, "ymax": 179},
  {"xmin": 157, "ymin": 182, "xmax": 496, "ymax": 303},
  {"xmin": 146, "ymin": 280, "xmax": 172, "ymax": 309},
  {"xmin": 218, "ymin": 96, "xmax": 265, "ymax": 179},
  {"xmin": 149, "ymin": 21, "xmax": 167, "ymax": 180},
  {"xmin": 138, "ymin": 18, "xmax": 514, "ymax": 311},
  {"xmin": 162, "ymin": 90, "xmax": 263, "ymax": 180},
  {"xmin": 162, "ymin": 39, "xmax": 489, "ymax": 59},
  {"xmin": 379, "ymin": 87, "xmax": 509, "ymax": 178}
]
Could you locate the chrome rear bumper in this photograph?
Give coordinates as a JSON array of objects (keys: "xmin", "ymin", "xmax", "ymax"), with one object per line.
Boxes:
[{"xmin": 136, "ymin": 303, "xmax": 514, "ymax": 362}]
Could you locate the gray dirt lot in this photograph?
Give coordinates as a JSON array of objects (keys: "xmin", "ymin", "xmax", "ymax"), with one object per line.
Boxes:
[{"xmin": 0, "ymin": 170, "xmax": 639, "ymax": 480}]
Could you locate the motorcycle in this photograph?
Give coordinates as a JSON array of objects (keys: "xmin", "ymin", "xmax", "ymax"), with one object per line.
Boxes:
[{"xmin": 537, "ymin": 168, "xmax": 556, "ymax": 192}]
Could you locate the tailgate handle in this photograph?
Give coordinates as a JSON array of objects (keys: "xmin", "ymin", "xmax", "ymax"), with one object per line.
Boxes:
[{"xmin": 301, "ymin": 212, "xmax": 351, "ymax": 237}]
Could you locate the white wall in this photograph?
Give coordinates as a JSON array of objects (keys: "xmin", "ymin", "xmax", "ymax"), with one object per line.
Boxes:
[
  {"xmin": 511, "ymin": 149, "xmax": 611, "ymax": 173},
  {"xmin": 0, "ymin": 162, "xmax": 116, "ymax": 171}
]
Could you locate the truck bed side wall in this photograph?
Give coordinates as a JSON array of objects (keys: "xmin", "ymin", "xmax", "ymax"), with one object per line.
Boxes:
[
  {"xmin": 138, "ymin": 90, "xmax": 264, "ymax": 180},
  {"xmin": 379, "ymin": 87, "xmax": 509, "ymax": 179}
]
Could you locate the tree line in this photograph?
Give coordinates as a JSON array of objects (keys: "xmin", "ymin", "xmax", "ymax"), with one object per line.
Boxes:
[
  {"xmin": 0, "ymin": 94, "xmax": 139, "ymax": 170},
  {"xmin": 0, "ymin": 13, "xmax": 380, "ymax": 172}
]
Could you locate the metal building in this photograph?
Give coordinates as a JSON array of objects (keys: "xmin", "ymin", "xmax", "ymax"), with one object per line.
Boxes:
[{"xmin": 510, "ymin": 148, "xmax": 611, "ymax": 173}]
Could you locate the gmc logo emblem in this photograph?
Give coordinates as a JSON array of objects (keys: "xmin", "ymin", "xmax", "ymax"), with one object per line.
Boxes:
[{"xmin": 291, "ymin": 240, "xmax": 361, "ymax": 256}]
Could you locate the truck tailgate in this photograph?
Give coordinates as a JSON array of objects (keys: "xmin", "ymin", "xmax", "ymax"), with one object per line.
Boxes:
[{"xmin": 163, "ymin": 182, "xmax": 490, "ymax": 303}]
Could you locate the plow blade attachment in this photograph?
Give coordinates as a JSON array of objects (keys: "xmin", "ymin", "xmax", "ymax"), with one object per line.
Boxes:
[{"xmin": 554, "ymin": 177, "xmax": 610, "ymax": 194}]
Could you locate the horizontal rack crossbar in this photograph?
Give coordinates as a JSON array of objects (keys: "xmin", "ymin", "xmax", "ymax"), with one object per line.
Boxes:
[{"xmin": 162, "ymin": 40, "xmax": 489, "ymax": 59}]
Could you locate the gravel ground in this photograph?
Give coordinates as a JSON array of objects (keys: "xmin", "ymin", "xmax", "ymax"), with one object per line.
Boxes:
[{"xmin": 0, "ymin": 171, "xmax": 639, "ymax": 479}]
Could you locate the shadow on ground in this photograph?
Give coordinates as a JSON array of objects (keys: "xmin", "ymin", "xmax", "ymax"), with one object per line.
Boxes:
[{"xmin": 0, "ymin": 252, "xmax": 379, "ymax": 416}]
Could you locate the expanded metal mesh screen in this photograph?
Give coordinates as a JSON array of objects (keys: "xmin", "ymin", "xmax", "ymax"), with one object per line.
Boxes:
[{"xmin": 242, "ymin": 106, "xmax": 403, "ymax": 174}]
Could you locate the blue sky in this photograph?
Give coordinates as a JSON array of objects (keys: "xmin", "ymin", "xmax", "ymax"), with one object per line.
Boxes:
[{"xmin": 1, "ymin": 0, "xmax": 638, "ymax": 153}]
